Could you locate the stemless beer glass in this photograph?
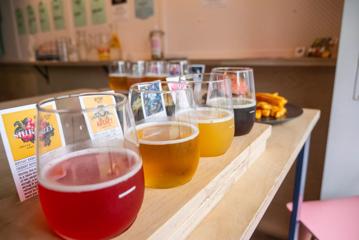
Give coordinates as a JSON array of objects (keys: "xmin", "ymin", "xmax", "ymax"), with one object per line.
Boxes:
[
  {"xmin": 127, "ymin": 60, "xmax": 146, "ymax": 88},
  {"xmin": 177, "ymin": 73, "xmax": 235, "ymax": 157},
  {"xmin": 36, "ymin": 93, "xmax": 144, "ymax": 240},
  {"xmin": 108, "ymin": 61, "xmax": 128, "ymax": 91},
  {"xmin": 129, "ymin": 82, "xmax": 200, "ymax": 188},
  {"xmin": 212, "ymin": 67, "xmax": 256, "ymax": 136},
  {"xmin": 168, "ymin": 60, "xmax": 189, "ymax": 76},
  {"xmin": 144, "ymin": 61, "xmax": 169, "ymax": 82}
]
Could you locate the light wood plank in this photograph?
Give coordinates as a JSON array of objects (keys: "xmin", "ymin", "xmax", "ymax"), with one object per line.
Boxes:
[{"xmin": 188, "ymin": 109, "xmax": 320, "ymax": 240}]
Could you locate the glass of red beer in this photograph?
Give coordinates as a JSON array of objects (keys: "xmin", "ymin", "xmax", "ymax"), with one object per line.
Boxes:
[{"xmin": 36, "ymin": 92, "xmax": 144, "ymax": 240}]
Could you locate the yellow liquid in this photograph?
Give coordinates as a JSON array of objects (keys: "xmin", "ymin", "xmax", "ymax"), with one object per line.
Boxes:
[
  {"xmin": 137, "ymin": 122, "xmax": 200, "ymax": 188},
  {"xmin": 109, "ymin": 75, "xmax": 128, "ymax": 91},
  {"xmin": 180, "ymin": 108, "xmax": 234, "ymax": 157}
]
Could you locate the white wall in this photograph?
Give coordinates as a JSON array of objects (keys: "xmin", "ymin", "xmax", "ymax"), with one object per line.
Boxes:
[
  {"xmin": 1, "ymin": 0, "xmax": 162, "ymax": 61},
  {"xmin": 321, "ymin": 0, "xmax": 359, "ymax": 199},
  {"xmin": 0, "ymin": 0, "xmax": 343, "ymax": 61},
  {"xmin": 163, "ymin": 0, "xmax": 343, "ymax": 58}
]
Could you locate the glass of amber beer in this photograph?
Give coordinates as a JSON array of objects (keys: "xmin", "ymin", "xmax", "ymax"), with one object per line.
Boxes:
[
  {"xmin": 129, "ymin": 82, "xmax": 200, "ymax": 188},
  {"xmin": 127, "ymin": 60, "xmax": 146, "ymax": 88},
  {"xmin": 212, "ymin": 67, "xmax": 256, "ymax": 136},
  {"xmin": 144, "ymin": 60, "xmax": 169, "ymax": 82},
  {"xmin": 176, "ymin": 73, "xmax": 235, "ymax": 157},
  {"xmin": 36, "ymin": 93, "xmax": 144, "ymax": 239},
  {"xmin": 108, "ymin": 61, "xmax": 128, "ymax": 91}
]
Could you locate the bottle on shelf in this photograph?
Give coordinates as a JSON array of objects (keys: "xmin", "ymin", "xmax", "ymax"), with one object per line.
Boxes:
[
  {"xmin": 149, "ymin": 25, "xmax": 164, "ymax": 60},
  {"xmin": 76, "ymin": 30, "xmax": 88, "ymax": 61},
  {"xmin": 96, "ymin": 32, "xmax": 110, "ymax": 61},
  {"xmin": 110, "ymin": 23, "xmax": 123, "ymax": 60}
]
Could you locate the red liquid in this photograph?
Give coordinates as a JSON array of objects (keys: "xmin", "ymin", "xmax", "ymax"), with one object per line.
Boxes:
[{"xmin": 38, "ymin": 149, "xmax": 144, "ymax": 240}]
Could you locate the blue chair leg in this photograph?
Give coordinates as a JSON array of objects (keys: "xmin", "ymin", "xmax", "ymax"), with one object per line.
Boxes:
[{"xmin": 289, "ymin": 136, "xmax": 311, "ymax": 240}]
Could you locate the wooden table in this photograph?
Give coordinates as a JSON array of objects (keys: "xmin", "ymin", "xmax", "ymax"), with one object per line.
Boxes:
[
  {"xmin": 0, "ymin": 91, "xmax": 319, "ymax": 240},
  {"xmin": 189, "ymin": 109, "xmax": 319, "ymax": 240}
]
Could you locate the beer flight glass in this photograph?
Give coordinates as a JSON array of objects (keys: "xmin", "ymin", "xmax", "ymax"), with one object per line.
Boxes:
[
  {"xmin": 176, "ymin": 73, "xmax": 235, "ymax": 157},
  {"xmin": 127, "ymin": 60, "xmax": 146, "ymax": 88},
  {"xmin": 144, "ymin": 60, "xmax": 169, "ymax": 82},
  {"xmin": 108, "ymin": 61, "xmax": 128, "ymax": 91},
  {"xmin": 36, "ymin": 93, "xmax": 144, "ymax": 239},
  {"xmin": 129, "ymin": 82, "xmax": 200, "ymax": 188},
  {"xmin": 212, "ymin": 67, "xmax": 256, "ymax": 136}
]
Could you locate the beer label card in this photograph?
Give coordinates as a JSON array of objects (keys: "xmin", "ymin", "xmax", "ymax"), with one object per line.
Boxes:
[
  {"xmin": 139, "ymin": 81, "xmax": 167, "ymax": 119},
  {"xmin": 189, "ymin": 64, "xmax": 206, "ymax": 77},
  {"xmin": 0, "ymin": 103, "xmax": 65, "ymax": 201},
  {"xmin": 79, "ymin": 94, "xmax": 123, "ymax": 140},
  {"xmin": 167, "ymin": 77, "xmax": 190, "ymax": 108}
]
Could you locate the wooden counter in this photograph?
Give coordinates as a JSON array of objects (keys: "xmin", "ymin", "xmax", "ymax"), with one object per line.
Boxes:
[
  {"xmin": 191, "ymin": 57, "xmax": 336, "ymax": 67},
  {"xmin": 0, "ymin": 90, "xmax": 319, "ymax": 240}
]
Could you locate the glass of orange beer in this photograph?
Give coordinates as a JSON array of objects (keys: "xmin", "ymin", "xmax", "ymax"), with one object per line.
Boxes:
[
  {"xmin": 108, "ymin": 61, "xmax": 128, "ymax": 91},
  {"xmin": 175, "ymin": 73, "xmax": 235, "ymax": 157},
  {"xmin": 36, "ymin": 93, "xmax": 144, "ymax": 239},
  {"xmin": 129, "ymin": 81, "xmax": 200, "ymax": 188}
]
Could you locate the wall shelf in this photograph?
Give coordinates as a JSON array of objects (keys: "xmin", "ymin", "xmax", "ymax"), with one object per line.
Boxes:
[{"xmin": 0, "ymin": 57, "xmax": 336, "ymax": 68}]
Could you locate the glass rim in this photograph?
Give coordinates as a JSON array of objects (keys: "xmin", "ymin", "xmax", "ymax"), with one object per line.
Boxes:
[
  {"xmin": 110, "ymin": 60, "xmax": 127, "ymax": 64},
  {"xmin": 178, "ymin": 73, "xmax": 233, "ymax": 82},
  {"xmin": 129, "ymin": 60, "xmax": 145, "ymax": 64},
  {"xmin": 145, "ymin": 60, "xmax": 167, "ymax": 64},
  {"xmin": 129, "ymin": 73, "xmax": 231, "ymax": 94},
  {"xmin": 36, "ymin": 92, "xmax": 127, "ymax": 114},
  {"xmin": 211, "ymin": 67, "xmax": 253, "ymax": 73},
  {"xmin": 129, "ymin": 80, "xmax": 192, "ymax": 94}
]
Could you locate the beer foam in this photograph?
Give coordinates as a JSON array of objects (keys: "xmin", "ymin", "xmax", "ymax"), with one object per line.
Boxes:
[
  {"xmin": 39, "ymin": 148, "xmax": 142, "ymax": 193},
  {"xmin": 109, "ymin": 73, "xmax": 127, "ymax": 77},
  {"xmin": 178, "ymin": 108, "xmax": 234, "ymax": 124},
  {"xmin": 232, "ymin": 98, "xmax": 256, "ymax": 109},
  {"xmin": 137, "ymin": 121, "xmax": 199, "ymax": 145}
]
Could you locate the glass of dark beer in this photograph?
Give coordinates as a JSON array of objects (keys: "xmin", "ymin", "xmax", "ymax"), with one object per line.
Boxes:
[{"xmin": 212, "ymin": 67, "xmax": 256, "ymax": 136}]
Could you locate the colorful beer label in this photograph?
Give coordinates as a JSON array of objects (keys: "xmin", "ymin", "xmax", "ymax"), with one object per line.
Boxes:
[
  {"xmin": 139, "ymin": 81, "xmax": 167, "ymax": 119},
  {"xmin": 79, "ymin": 94, "xmax": 123, "ymax": 140},
  {"xmin": 0, "ymin": 103, "xmax": 65, "ymax": 201},
  {"xmin": 166, "ymin": 77, "xmax": 190, "ymax": 108}
]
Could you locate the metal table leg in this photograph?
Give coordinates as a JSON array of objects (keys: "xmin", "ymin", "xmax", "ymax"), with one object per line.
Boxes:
[{"xmin": 288, "ymin": 136, "xmax": 311, "ymax": 240}]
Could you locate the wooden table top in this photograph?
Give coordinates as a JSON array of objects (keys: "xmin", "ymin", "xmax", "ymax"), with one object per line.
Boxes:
[{"xmin": 0, "ymin": 90, "xmax": 319, "ymax": 240}]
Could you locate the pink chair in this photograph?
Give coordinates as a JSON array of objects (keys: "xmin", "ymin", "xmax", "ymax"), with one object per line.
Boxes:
[{"xmin": 287, "ymin": 196, "xmax": 359, "ymax": 240}]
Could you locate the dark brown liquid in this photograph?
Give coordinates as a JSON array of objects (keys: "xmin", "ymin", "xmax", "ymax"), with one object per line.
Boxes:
[{"xmin": 233, "ymin": 104, "xmax": 256, "ymax": 136}]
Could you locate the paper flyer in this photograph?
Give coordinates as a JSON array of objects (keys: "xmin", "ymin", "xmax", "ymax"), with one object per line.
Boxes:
[
  {"xmin": 0, "ymin": 103, "xmax": 65, "ymax": 201},
  {"xmin": 135, "ymin": 0, "xmax": 154, "ymax": 20},
  {"xmin": 26, "ymin": 5, "xmax": 37, "ymax": 34},
  {"xmin": 15, "ymin": 8, "xmax": 27, "ymax": 35},
  {"xmin": 52, "ymin": 0, "xmax": 65, "ymax": 30},
  {"xmin": 39, "ymin": 1, "xmax": 50, "ymax": 32},
  {"xmin": 79, "ymin": 94, "xmax": 123, "ymax": 140},
  {"xmin": 91, "ymin": 0, "xmax": 107, "ymax": 25},
  {"xmin": 72, "ymin": 0, "xmax": 87, "ymax": 27}
]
